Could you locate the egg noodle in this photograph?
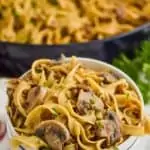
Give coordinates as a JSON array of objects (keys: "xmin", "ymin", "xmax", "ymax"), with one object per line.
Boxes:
[
  {"xmin": 0, "ymin": 0, "xmax": 150, "ymax": 44},
  {"xmin": 7, "ymin": 57, "xmax": 150, "ymax": 150}
]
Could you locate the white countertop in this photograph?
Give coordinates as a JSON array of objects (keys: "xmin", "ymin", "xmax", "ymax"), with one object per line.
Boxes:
[{"xmin": 0, "ymin": 78, "xmax": 149, "ymax": 150}]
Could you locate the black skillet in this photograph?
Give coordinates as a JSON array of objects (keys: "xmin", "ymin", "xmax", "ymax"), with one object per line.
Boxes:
[{"xmin": 0, "ymin": 23, "xmax": 150, "ymax": 77}]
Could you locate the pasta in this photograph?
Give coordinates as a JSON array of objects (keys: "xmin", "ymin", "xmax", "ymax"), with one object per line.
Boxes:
[
  {"xmin": 0, "ymin": 0, "xmax": 150, "ymax": 44},
  {"xmin": 7, "ymin": 56, "xmax": 150, "ymax": 150}
]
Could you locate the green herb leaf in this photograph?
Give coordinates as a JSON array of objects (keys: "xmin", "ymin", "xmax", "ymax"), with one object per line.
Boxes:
[
  {"xmin": 125, "ymin": 93, "xmax": 129, "ymax": 99},
  {"xmin": 35, "ymin": 68, "xmax": 42, "ymax": 73},
  {"xmin": 0, "ymin": 10, "xmax": 3, "ymax": 19},
  {"xmin": 39, "ymin": 146, "xmax": 51, "ymax": 150},
  {"xmin": 96, "ymin": 120, "xmax": 104, "ymax": 128},
  {"xmin": 12, "ymin": 9, "xmax": 19, "ymax": 17},
  {"xmin": 31, "ymin": 0, "xmax": 36, "ymax": 8},
  {"xmin": 113, "ymin": 41, "xmax": 150, "ymax": 104},
  {"xmin": 30, "ymin": 18, "xmax": 36, "ymax": 25},
  {"xmin": 90, "ymin": 98, "xmax": 95, "ymax": 104},
  {"xmin": 114, "ymin": 146, "xmax": 119, "ymax": 150},
  {"xmin": 48, "ymin": 0, "xmax": 58, "ymax": 5},
  {"xmin": 51, "ymin": 108, "xmax": 59, "ymax": 116}
]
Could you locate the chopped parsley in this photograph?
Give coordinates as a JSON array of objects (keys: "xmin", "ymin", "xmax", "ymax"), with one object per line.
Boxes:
[
  {"xmin": 39, "ymin": 147, "xmax": 51, "ymax": 150},
  {"xmin": 51, "ymin": 108, "xmax": 59, "ymax": 116},
  {"xmin": 96, "ymin": 120, "xmax": 104, "ymax": 128},
  {"xmin": 35, "ymin": 68, "xmax": 42, "ymax": 73},
  {"xmin": 31, "ymin": 0, "xmax": 36, "ymax": 8},
  {"xmin": 114, "ymin": 146, "xmax": 119, "ymax": 150},
  {"xmin": 48, "ymin": 0, "xmax": 58, "ymax": 5},
  {"xmin": 90, "ymin": 98, "xmax": 95, "ymax": 104},
  {"xmin": 96, "ymin": 112, "xmax": 102, "ymax": 120},
  {"xmin": 125, "ymin": 93, "xmax": 130, "ymax": 99},
  {"xmin": 30, "ymin": 18, "xmax": 36, "ymax": 25},
  {"xmin": 12, "ymin": 9, "xmax": 19, "ymax": 18}
]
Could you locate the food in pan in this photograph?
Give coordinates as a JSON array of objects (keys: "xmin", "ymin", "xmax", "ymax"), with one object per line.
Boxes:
[
  {"xmin": 0, "ymin": 0, "xmax": 150, "ymax": 44},
  {"xmin": 7, "ymin": 57, "xmax": 150, "ymax": 150}
]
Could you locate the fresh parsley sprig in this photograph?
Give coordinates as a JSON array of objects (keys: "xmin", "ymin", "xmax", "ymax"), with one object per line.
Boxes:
[{"xmin": 113, "ymin": 41, "xmax": 150, "ymax": 104}]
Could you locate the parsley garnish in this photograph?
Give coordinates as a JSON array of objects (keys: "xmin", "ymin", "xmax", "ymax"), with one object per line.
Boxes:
[
  {"xmin": 113, "ymin": 41, "xmax": 150, "ymax": 104},
  {"xmin": 30, "ymin": 18, "xmax": 36, "ymax": 25},
  {"xmin": 31, "ymin": 1, "xmax": 36, "ymax": 8},
  {"xmin": 12, "ymin": 9, "xmax": 19, "ymax": 18},
  {"xmin": 125, "ymin": 93, "xmax": 129, "ymax": 99},
  {"xmin": 51, "ymin": 108, "xmax": 59, "ymax": 116},
  {"xmin": 48, "ymin": 0, "xmax": 58, "ymax": 5},
  {"xmin": 35, "ymin": 68, "xmax": 42, "ymax": 73},
  {"xmin": 96, "ymin": 120, "xmax": 104, "ymax": 128},
  {"xmin": 39, "ymin": 147, "xmax": 51, "ymax": 150},
  {"xmin": 114, "ymin": 146, "xmax": 119, "ymax": 150},
  {"xmin": 90, "ymin": 98, "xmax": 95, "ymax": 104}
]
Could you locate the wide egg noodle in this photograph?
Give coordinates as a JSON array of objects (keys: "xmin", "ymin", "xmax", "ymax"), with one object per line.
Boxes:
[
  {"xmin": 31, "ymin": 59, "xmax": 54, "ymax": 81},
  {"xmin": 115, "ymin": 94, "xmax": 142, "ymax": 122},
  {"xmin": 144, "ymin": 115, "xmax": 150, "ymax": 134},
  {"xmin": 121, "ymin": 124, "xmax": 145, "ymax": 136},
  {"xmin": 13, "ymin": 81, "xmax": 30, "ymax": 117},
  {"xmin": 10, "ymin": 136, "xmax": 48, "ymax": 150}
]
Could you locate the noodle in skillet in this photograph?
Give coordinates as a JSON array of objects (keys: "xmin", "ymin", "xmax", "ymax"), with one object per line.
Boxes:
[
  {"xmin": 0, "ymin": 0, "xmax": 150, "ymax": 44},
  {"xmin": 7, "ymin": 57, "xmax": 150, "ymax": 150}
]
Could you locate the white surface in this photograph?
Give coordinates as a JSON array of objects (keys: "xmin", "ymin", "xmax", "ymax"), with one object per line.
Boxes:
[
  {"xmin": 0, "ymin": 78, "xmax": 150, "ymax": 150},
  {"xmin": 0, "ymin": 79, "xmax": 10, "ymax": 150}
]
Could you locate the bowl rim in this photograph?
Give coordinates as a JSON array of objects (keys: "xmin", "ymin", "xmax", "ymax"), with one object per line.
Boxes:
[{"xmin": 6, "ymin": 57, "xmax": 144, "ymax": 149}]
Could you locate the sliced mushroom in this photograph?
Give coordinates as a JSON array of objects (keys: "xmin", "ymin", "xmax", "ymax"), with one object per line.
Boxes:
[
  {"xmin": 99, "ymin": 72, "xmax": 117, "ymax": 84},
  {"xmin": 77, "ymin": 90, "xmax": 104, "ymax": 115},
  {"xmin": 105, "ymin": 111, "xmax": 121, "ymax": 127},
  {"xmin": 77, "ymin": 90, "xmax": 92, "ymax": 114},
  {"xmin": 26, "ymin": 86, "xmax": 48, "ymax": 112},
  {"xmin": 35, "ymin": 120, "xmax": 70, "ymax": 150},
  {"xmin": 96, "ymin": 111, "xmax": 121, "ymax": 147}
]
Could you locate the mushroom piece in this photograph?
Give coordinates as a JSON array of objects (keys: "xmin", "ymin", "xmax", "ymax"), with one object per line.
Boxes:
[
  {"xmin": 99, "ymin": 72, "xmax": 117, "ymax": 84},
  {"xmin": 77, "ymin": 90, "xmax": 104, "ymax": 115},
  {"xmin": 96, "ymin": 111, "xmax": 121, "ymax": 147},
  {"xmin": 35, "ymin": 120, "xmax": 70, "ymax": 150},
  {"xmin": 26, "ymin": 86, "xmax": 48, "ymax": 112},
  {"xmin": 105, "ymin": 111, "xmax": 121, "ymax": 127}
]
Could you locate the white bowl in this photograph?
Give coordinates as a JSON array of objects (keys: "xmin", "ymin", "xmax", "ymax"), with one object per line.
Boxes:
[{"xmin": 6, "ymin": 57, "xmax": 144, "ymax": 150}]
